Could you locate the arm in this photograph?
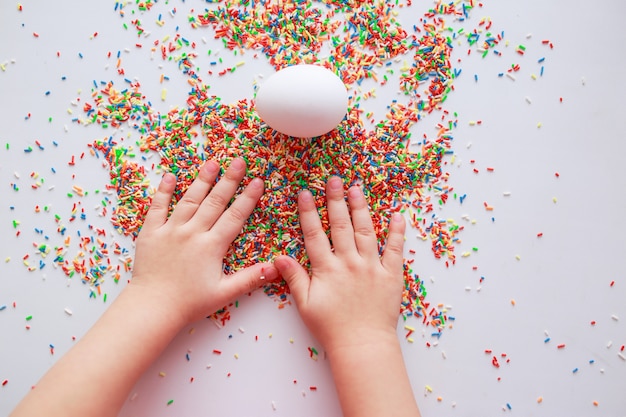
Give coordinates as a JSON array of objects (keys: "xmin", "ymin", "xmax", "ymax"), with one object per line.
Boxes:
[
  {"xmin": 275, "ymin": 176, "xmax": 420, "ymax": 417},
  {"xmin": 10, "ymin": 158, "xmax": 278, "ymax": 417}
]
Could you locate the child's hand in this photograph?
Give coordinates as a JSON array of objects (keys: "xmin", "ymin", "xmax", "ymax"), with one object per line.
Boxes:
[
  {"xmin": 275, "ymin": 176, "xmax": 406, "ymax": 354},
  {"xmin": 130, "ymin": 158, "xmax": 278, "ymax": 325}
]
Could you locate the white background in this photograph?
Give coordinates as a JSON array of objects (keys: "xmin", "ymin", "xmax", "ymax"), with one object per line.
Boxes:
[{"xmin": 1, "ymin": 1, "xmax": 625, "ymax": 416}]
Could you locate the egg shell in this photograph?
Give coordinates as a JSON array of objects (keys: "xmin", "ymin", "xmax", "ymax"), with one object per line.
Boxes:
[{"xmin": 254, "ymin": 64, "xmax": 348, "ymax": 138}]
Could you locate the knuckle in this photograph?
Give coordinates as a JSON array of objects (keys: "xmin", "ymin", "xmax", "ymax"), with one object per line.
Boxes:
[
  {"xmin": 353, "ymin": 224, "xmax": 375, "ymax": 238},
  {"xmin": 226, "ymin": 204, "xmax": 248, "ymax": 223},
  {"xmin": 205, "ymin": 192, "xmax": 230, "ymax": 211},
  {"xmin": 330, "ymin": 218, "xmax": 352, "ymax": 232}
]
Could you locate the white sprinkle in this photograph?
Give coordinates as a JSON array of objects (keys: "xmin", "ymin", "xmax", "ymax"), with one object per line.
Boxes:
[
  {"xmin": 64, "ymin": 308, "xmax": 73, "ymax": 316},
  {"xmin": 442, "ymin": 351, "xmax": 447, "ymax": 359},
  {"xmin": 503, "ymin": 191, "xmax": 511, "ymax": 196},
  {"xmin": 611, "ymin": 314, "xmax": 619, "ymax": 321},
  {"xmin": 130, "ymin": 392, "xmax": 139, "ymax": 401},
  {"xmin": 13, "ymin": 172, "xmax": 20, "ymax": 179},
  {"xmin": 465, "ymin": 286, "xmax": 471, "ymax": 291},
  {"xmin": 506, "ymin": 73, "xmax": 516, "ymax": 81},
  {"xmin": 271, "ymin": 401, "xmax": 277, "ymax": 411},
  {"xmin": 525, "ymin": 96, "xmax": 532, "ymax": 104},
  {"xmin": 618, "ymin": 353, "xmax": 626, "ymax": 361},
  {"xmin": 238, "ymin": 327, "xmax": 245, "ymax": 333},
  {"xmin": 607, "ymin": 341, "xmax": 613, "ymax": 349}
]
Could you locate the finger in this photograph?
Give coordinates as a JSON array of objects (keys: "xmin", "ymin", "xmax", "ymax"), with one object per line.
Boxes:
[
  {"xmin": 208, "ymin": 177, "xmax": 264, "ymax": 251},
  {"xmin": 275, "ymin": 255, "xmax": 310, "ymax": 308},
  {"xmin": 346, "ymin": 185, "xmax": 379, "ymax": 258},
  {"xmin": 219, "ymin": 263, "xmax": 279, "ymax": 300},
  {"xmin": 325, "ymin": 176, "xmax": 356, "ymax": 254},
  {"xmin": 142, "ymin": 173, "xmax": 177, "ymax": 231},
  {"xmin": 381, "ymin": 212, "xmax": 406, "ymax": 277},
  {"xmin": 298, "ymin": 189, "xmax": 332, "ymax": 262},
  {"xmin": 192, "ymin": 157, "xmax": 247, "ymax": 230},
  {"xmin": 168, "ymin": 160, "xmax": 220, "ymax": 225}
]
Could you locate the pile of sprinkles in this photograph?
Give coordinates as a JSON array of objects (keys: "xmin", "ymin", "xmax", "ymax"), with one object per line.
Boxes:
[
  {"xmin": 20, "ymin": 0, "xmax": 539, "ymax": 331},
  {"xmin": 78, "ymin": 0, "xmax": 490, "ymax": 330}
]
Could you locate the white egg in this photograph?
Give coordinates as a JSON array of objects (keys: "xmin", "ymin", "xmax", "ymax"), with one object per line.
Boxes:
[{"xmin": 254, "ymin": 64, "xmax": 348, "ymax": 138}]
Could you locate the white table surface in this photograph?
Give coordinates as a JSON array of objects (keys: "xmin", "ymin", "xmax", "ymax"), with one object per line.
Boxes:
[{"xmin": 1, "ymin": 1, "xmax": 625, "ymax": 416}]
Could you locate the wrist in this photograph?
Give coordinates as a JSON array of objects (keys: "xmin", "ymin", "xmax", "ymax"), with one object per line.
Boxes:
[
  {"xmin": 122, "ymin": 280, "xmax": 188, "ymax": 332},
  {"xmin": 324, "ymin": 327, "xmax": 401, "ymax": 362}
]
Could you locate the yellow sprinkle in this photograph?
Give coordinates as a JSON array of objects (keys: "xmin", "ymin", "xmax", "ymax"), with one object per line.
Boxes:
[
  {"xmin": 161, "ymin": 88, "xmax": 167, "ymax": 101},
  {"xmin": 404, "ymin": 325, "xmax": 415, "ymax": 331},
  {"xmin": 552, "ymin": 197, "xmax": 558, "ymax": 203},
  {"xmin": 425, "ymin": 385, "xmax": 433, "ymax": 393},
  {"xmin": 537, "ymin": 122, "xmax": 542, "ymax": 128},
  {"xmin": 159, "ymin": 372, "xmax": 166, "ymax": 377},
  {"xmin": 234, "ymin": 353, "xmax": 239, "ymax": 359},
  {"xmin": 407, "ymin": 338, "xmax": 414, "ymax": 343},
  {"xmin": 531, "ymin": 74, "xmax": 538, "ymax": 80},
  {"xmin": 5, "ymin": 257, "xmax": 10, "ymax": 263},
  {"xmin": 289, "ymin": 338, "xmax": 294, "ymax": 344}
]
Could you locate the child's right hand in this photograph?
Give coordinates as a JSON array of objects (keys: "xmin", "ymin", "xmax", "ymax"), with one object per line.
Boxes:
[{"xmin": 274, "ymin": 176, "xmax": 406, "ymax": 355}]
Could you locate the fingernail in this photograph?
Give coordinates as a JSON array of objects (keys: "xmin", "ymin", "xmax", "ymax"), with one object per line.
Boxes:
[
  {"xmin": 347, "ymin": 185, "xmax": 363, "ymax": 198},
  {"xmin": 392, "ymin": 212, "xmax": 403, "ymax": 222},
  {"xmin": 204, "ymin": 160, "xmax": 219, "ymax": 174},
  {"xmin": 250, "ymin": 177, "xmax": 264, "ymax": 190},
  {"xmin": 299, "ymin": 189, "xmax": 313, "ymax": 202},
  {"xmin": 162, "ymin": 173, "xmax": 176, "ymax": 184},
  {"xmin": 328, "ymin": 176, "xmax": 343, "ymax": 191},
  {"xmin": 230, "ymin": 158, "xmax": 246, "ymax": 171}
]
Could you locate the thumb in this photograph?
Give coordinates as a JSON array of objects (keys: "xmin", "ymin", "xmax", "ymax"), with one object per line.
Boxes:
[
  {"xmin": 274, "ymin": 255, "xmax": 310, "ymax": 307},
  {"xmin": 221, "ymin": 263, "xmax": 279, "ymax": 299}
]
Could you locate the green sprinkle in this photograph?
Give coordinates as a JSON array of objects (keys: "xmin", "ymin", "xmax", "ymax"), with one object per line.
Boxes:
[
  {"xmin": 25, "ymin": 315, "xmax": 33, "ymax": 321},
  {"xmin": 167, "ymin": 399, "xmax": 174, "ymax": 406}
]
